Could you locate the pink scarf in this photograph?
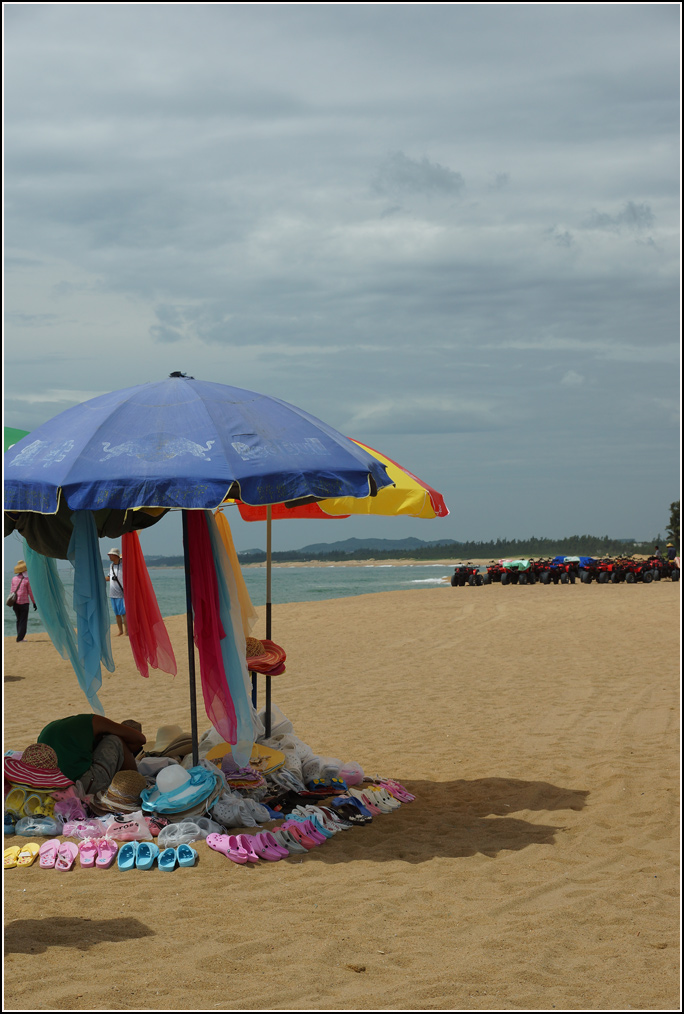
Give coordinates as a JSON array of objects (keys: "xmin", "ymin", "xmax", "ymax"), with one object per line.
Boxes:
[
  {"xmin": 121, "ymin": 531, "xmax": 177, "ymax": 678},
  {"xmin": 186, "ymin": 511, "xmax": 238, "ymax": 745}
]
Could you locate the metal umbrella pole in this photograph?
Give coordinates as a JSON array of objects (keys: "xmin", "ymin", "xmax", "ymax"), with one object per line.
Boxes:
[
  {"xmin": 250, "ymin": 505, "xmax": 273, "ymax": 738},
  {"xmin": 182, "ymin": 511, "xmax": 200, "ymax": 766}
]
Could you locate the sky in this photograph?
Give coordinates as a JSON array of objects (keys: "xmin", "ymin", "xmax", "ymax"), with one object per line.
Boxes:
[{"xmin": 3, "ymin": 3, "xmax": 681, "ymax": 557}]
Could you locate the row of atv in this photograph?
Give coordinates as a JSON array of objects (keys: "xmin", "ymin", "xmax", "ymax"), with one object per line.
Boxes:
[{"xmin": 450, "ymin": 556, "xmax": 680, "ymax": 587}]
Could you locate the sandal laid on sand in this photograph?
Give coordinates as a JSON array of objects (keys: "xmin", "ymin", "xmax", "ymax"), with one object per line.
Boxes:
[
  {"xmin": 117, "ymin": 841, "xmax": 139, "ymax": 871},
  {"xmin": 272, "ymin": 827, "xmax": 307, "ymax": 855},
  {"xmin": 158, "ymin": 847, "xmax": 177, "ymax": 872},
  {"xmin": 16, "ymin": 842, "xmax": 40, "ymax": 867},
  {"xmin": 78, "ymin": 837, "xmax": 99, "ymax": 868},
  {"xmin": 96, "ymin": 837, "xmax": 118, "ymax": 869},
  {"xmin": 39, "ymin": 838, "xmax": 62, "ymax": 869},
  {"xmin": 135, "ymin": 842, "xmax": 159, "ymax": 870},
  {"xmin": 56, "ymin": 842, "xmax": 79, "ymax": 871},
  {"xmin": 177, "ymin": 844, "xmax": 197, "ymax": 868},
  {"xmin": 4, "ymin": 845, "xmax": 21, "ymax": 868},
  {"xmin": 206, "ymin": 833, "xmax": 249, "ymax": 865}
]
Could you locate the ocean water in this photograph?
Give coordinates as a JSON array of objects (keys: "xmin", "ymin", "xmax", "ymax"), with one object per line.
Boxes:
[{"xmin": 3, "ymin": 563, "xmax": 452, "ymax": 638}]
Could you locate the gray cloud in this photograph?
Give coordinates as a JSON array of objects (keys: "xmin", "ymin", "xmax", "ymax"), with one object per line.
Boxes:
[{"xmin": 3, "ymin": 4, "xmax": 679, "ymax": 551}]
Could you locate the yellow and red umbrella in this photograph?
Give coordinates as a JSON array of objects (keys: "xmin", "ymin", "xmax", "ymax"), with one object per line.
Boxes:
[{"xmin": 226, "ymin": 438, "xmax": 448, "ymax": 521}]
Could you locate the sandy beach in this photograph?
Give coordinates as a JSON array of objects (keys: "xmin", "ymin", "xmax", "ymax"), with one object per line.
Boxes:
[{"xmin": 3, "ymin": 581, "xmax": 680, "ymax": 1012}]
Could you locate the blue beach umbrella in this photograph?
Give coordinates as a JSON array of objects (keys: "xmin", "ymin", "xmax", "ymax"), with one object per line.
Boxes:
[{"xmin": 4, "ymin": 373, "xmax": 393, "ymax": 756}]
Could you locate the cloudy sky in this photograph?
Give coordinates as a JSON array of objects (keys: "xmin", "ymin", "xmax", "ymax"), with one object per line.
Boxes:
[{"xmin": 3, "ymin": 4, "xmax": 680, "ymax": 555}]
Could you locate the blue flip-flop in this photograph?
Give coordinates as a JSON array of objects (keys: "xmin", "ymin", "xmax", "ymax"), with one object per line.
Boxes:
[
  {"xmin": 136, "ymin": 842, "xmax": 159, "ymax": 870},
  {"xmin": 158, "ymin": 847, "xmax": 177, "ymax": 872},
  {"xmin": 176, "ymin": 844, "xmax": 197, "ymax": 868},
  {"xmin": 117, "ymin": 841, "xmax": 139, "ymax": 871}
]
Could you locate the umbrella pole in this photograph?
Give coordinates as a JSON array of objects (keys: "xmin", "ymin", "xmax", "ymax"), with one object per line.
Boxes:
[
  {"xmin": 265, "ymin": 506, "xmax": 272, "ymax": 738},
  {"xmin": 182, "ymin": 511, "xmax": 200, "ymax": 766}
]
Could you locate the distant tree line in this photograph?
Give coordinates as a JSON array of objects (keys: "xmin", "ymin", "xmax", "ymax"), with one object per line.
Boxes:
[{"xmin": 232, "ymin": 535, "xmax": 662, "ymax": 565}]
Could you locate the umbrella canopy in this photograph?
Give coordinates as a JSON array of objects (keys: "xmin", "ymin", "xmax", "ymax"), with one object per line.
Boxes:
[
  {"xmin": 228, "ymin": 438, "xmax": 447, "ymax": 521},
  {"xmin": 4, "ymin": 374, "xmax": 394, "ymax": 759},
  {"xmin": 4, "ymin": 375, "xmax": 392, "ymax": 514},
  {"xmin": 4, "ymin": 427, "xmax": 29, "ymax": 453}
]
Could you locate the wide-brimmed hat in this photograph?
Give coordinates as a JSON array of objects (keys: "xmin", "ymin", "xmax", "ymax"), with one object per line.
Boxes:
[
  {"xmin": 107, "ymin": 547, "xmax": 121, "ymax": 558},
  {"xmin": 90, "ymin": 770, "xmax": 149, "ymax": 815},
  {"xmin": 140, "ymin": 765, "xmax": 219, "ymax": 815},
  {"xmin": 4, "ymin": 743, "xmax": 73, "ymax": 789},
  {"xmin": 245, "ymin": 637, "xmax": 286, "ymax": 675},
  {"xmin": 141, "ymin": 725, "xmax": 193, "ymax": 759},
  {"xmin": 667, "ymin": 543, "xmax": 674, "ymax": 547},
  {"xmin": 13, "ymin": 561, "xmax": 27, "ymax": 575}
]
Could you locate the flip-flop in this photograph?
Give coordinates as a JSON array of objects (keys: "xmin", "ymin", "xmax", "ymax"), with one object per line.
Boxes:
[
  {"xmin": 55, "ymin": 841, "xmax": 79, "ymax": 871},
  {"xmin": 16, "ymin": 842, "xmax": 40, "ymax": 867},
  {"xmin": 117, "ymin": 841, "xmax": 139, "ymax": 871},
  {"xmin": 317, "ymin": 805, "xmax": 355, "ymax": 830},
  {"xmin": 95, "ymin": 836, "xmax": 118, "ymax": 869},
  {"xmin": 4, "ymin": 845, "xmax": 21, "ymax": 868},
  {"xmin": 158, "ymin": 847, "xmax": 177, "ymax": 872},
  {"xmin": 78, "ymin": 837, "xmax": 99, "ymax": 868},
  {"xmin": 349, "ymin": 788, "xmax": 382, "ymax": 815},
  {"xmin": 135, "ymin": 842, "xmax": 159, "ymax": 870},
  {"xmin": 177, "ymin": 843, "xmax": 197, "ymax": 868},
  {"xmin": 328, "ymin": 800, "xmax": 369, "ymax": 825},
  {"xmin": 378, "ymin": 779, "xmax": 415, "ymax": 802},
  {"xmin": 39, "ymin": 838, "xmax": 62, "ymax": 868}
]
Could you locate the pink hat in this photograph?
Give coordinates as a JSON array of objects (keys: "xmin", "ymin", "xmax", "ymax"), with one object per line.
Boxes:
[
  {"xmin": 245, "ymin": 637, "xmax": 286, "ymax": 675},
  {"xmin": 4, "ymin": 743, "xmax": 73, "ymax": 789}
]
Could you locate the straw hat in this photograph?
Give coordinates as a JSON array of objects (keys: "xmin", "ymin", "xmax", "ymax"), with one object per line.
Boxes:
[
  {"xmin": 142, "ymin": 725, "xmax": 193, "ymax": 759},
  {"xmin": 245, "ymin": 637, "xmax": 286, "ymax": 674},
  {"xmin": 90, "ymin": 770, "xmax": 148, "ymax": 815},
  {"xmin": 107, "ymin": 548, "xmax": 121, "ymax": 559},
  {"xmin": 13, "ymin": 561, "xmax": 27, "ymax": 575},
  {"xmin": 4, "ymin": 743, "xmax": 73, "ymax": 789}
]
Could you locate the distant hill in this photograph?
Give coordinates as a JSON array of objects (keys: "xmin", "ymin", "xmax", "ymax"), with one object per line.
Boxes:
[{"xmin": 299, "ymin": 536, "xmax": 457, "ymax": 555}]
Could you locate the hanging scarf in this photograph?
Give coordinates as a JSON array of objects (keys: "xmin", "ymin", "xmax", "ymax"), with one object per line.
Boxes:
[
  {"xmin": 214, "ymin": 509, "xmax": 258, "ymax": 637},
  {"xmin": 121, "ymin": 530, "xmax": 177, "ymax": 679},
  {"xmin": 67, "ymin": 511, "xmax": 114, "ymax": 706},
  {"xmin": 186, "ymin": 511, "xmax": 238, "ymax": 751},
  {"xmin": 205, "ymin": 510, "xmax": 255, "ymax": 765},
  {"xmin": 24, "ymin": 540, "xmax": 106, "ymax": 715}
]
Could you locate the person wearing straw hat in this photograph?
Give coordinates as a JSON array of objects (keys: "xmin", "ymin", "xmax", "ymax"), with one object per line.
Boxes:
[
  {"xmin": 38, "ymin": 715, "xmax": 146, "ymax": 796},
  {"xmin": 104, "ymin": 547, "xmax": 127, "ymax": 636},
  {"xmin": 7, "ymin": 561, "xmax": 36, "ymax": 643}
]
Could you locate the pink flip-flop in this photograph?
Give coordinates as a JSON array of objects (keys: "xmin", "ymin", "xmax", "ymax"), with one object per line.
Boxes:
[
  {"xmin": 55, "ymin": 841, "xmax": 79, "ymax": 871},
  {"xmin": 78, "ymin": 837, "xmax": 99, "ymax": 868},
  {"xmin": 39, "ymin": 838, "xmax": 61, "ymax": 869},
  {"xmin": 95, "ymin": 836, "xmax": 118, "ymax": 869}
]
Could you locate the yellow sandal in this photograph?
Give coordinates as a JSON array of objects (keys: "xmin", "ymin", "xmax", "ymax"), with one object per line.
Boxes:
[
  {"xmin": 16, "ymin": 842, "xmax": 40, "ymax": 867},
  {"xmin": 4, "ymin": 845, "xmax": 22, "ymax": 868}
]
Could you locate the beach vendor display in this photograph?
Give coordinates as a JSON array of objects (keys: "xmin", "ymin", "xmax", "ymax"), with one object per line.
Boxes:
[
  {"xmin": 6, "ymin": 560, "xmax": 36, "ymax": 643},
  {"xmin": 37, "ymin": 715, "xmax": 146, "ymax": 796},
  {"xmin": 105, "ymin": 547, "xmax": 127, "ymax": 636}
]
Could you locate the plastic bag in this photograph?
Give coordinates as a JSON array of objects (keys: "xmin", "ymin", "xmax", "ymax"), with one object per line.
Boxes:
[
  {"xmin": 339, "ymin": 761, "xmax": 364, "ymax": 786},
  {"xmin": 257, "ymin": 705, "xmax": 294, "ymax": 738},
  {"xmin": 157, "ymin": 821, "xmax": 202, "ymax": 848},
  {"xmin": 62, "ymin": 818, "xmax": 107, "ymax": 839},
  {"xmin": 101, "ymin": 811, "xmax": 152, "ymax": 841},
  {"xmin": 14, "ymin": 814, "xmax": 63, "ymax": 837}
]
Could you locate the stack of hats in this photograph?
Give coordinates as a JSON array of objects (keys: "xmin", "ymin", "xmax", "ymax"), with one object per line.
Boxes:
[
  {"xmin": 220, "ymin": 753, "xmax": 266, "ymax": 793},
  {"xmin": 4, "ymin": 743, "xmax": 73, "ymax": 791},
  {"xmin": 89, "ymin": 770, "xmax": 149, "ymax": 816},
  {"xmin": 138, "ymin": 725, "xmax": 194, "ymax": 763},
  {"xmin": 140, "ymin": 763, "xmax": 222, "ymax": 823},
  {"xmin": 246, "ymin": 637, "xmax": 286, "ymax": 676}
]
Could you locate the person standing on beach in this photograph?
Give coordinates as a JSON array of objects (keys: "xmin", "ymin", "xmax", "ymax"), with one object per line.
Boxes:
[
  {"xmin": 105, "ymin": 547, "xmax": 128, "ymax": 636},
  {"xmin": 8, "ymin": 560, "xmax": 36, "ymax": 643}
]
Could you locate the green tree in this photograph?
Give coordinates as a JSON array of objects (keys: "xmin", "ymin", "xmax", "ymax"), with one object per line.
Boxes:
[{"xmin": 666, "ymin": 500, "xmax": 680, "ymax": 547}]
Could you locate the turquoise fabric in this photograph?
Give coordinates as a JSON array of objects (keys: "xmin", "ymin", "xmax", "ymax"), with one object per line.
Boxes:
[
  {"xmin": 67, "ymin": 511, "xmax": 114, "ymax": 707},
  {"xmin": 24, "ymin": 541, "xmax": 106, "ymax": 714}
]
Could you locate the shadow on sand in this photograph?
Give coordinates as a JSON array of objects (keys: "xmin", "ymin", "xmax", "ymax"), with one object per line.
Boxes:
[
  {"xmin": 4, "ymin": 916, "xmax": 155, "ymax": 954},
  {"xmin": 292, "ymin": 776, "xmax": 589, "ymax": 865}
]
